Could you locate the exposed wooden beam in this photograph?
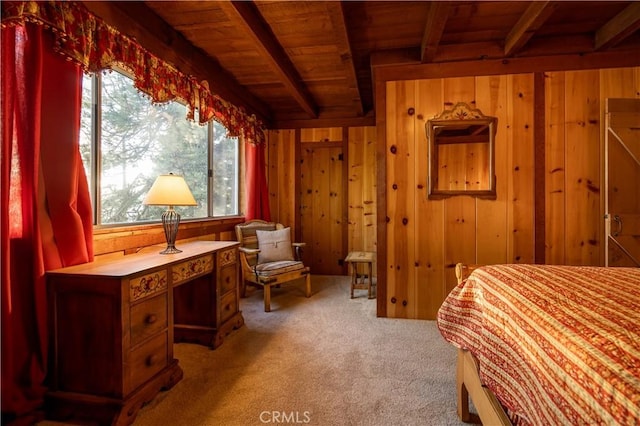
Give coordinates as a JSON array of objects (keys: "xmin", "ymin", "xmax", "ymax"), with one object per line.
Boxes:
[
  {"xmin": 373, "ymin": 49, "xmax": 640, "ymax": 84},
  {"xmin": 595, "ymin": 2, "xmax": 640, "ymax": 50},
  {"xmin": 421, "ymin": 2, "xmax": 450, "ymax": 63},
  {"xmin": 82, "ymin": 1, "xmax": 272, "ymax": 123},
  {"xmin": 325, "ymin": 1, "xmax": 364, "ymax": 117},
  {"xmin": 504, "ymin": 1, "xmax": 558, "ymax": 57},
  {"xmin": 218, "ymin": 1, "xmax": 318, "ymax": 119}
]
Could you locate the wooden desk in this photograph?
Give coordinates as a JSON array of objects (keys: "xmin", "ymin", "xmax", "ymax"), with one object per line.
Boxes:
[
  {"xmin": 45, "ymin": 241, "xmax": 243, "ymax": 426},
  {"xmin": 345, "ymin": 251, "xmax": 376, "ymax": 299}
]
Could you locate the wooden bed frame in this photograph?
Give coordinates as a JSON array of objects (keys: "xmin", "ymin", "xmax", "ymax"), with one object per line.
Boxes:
[{"xmin": 454, "ymin": 263, "xmax": 512, "ymax": 426}]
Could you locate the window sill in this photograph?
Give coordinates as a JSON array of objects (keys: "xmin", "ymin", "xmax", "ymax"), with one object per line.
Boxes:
[{"xmin": 93, "ymin": 216, "xmax": 246, "ymax": 256}]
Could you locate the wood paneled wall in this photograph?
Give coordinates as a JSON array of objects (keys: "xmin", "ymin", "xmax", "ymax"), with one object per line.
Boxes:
[
  {"xmin": 384, "ymin": 75, "xmax": 536, "ymax": 319},
  {"xmin": 266, "ymin": 129, "xmax": 298, "ymax": 231},
  {"xmin": 265, "ymin": 67, "xmax": 638, "ymax": 320},
  {"xmin": 347, "ymin": 127, "xmax": 377, "ymax": 255},
  {"xmin": 545, "ymin": 67, "xmax": 640, "ymax": 266},
  {"xmin": 266, "ymin": 126, "xmax": 377, "ymax": 270},
  {"xmin": 381, "ymin": 67, "xmax": 639, "ymax": 319}
]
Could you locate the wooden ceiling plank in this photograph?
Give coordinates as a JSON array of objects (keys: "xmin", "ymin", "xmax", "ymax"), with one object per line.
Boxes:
[
  {"xmin": 218, "ymin": 0, "xmax": 318, "ymax": 118},
  {"xmin": 504, "ymin": 1, "xmax": 558, "ymax": 57},
  {"xmin": 595, "ymin": 2, "xmax": 640, "ymax": 50},
  {"xmin": 83, "ymin": 1, "xmax": 272, "ymax": 122},
  {"xmin": 421, "ymin": 2, "xmax": 450, "ymax": 63},
  {"xmin": 325, "ymin": 1, "xmax": 364, "ymax": 116}
]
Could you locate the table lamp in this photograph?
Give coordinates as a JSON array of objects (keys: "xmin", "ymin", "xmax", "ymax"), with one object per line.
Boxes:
[{"xmin": 143, "ymin": 173, "xmax": 197, "ymax": 254}]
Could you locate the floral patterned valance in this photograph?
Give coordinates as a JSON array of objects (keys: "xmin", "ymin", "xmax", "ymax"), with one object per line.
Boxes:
[{"xmin": 0, "ymin": 0, "xmax": 266, "ymax": 145}]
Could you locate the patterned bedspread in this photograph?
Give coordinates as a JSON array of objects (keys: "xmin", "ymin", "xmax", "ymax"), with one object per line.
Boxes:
[{"xmin": 437, "ymin": 264, "xmax": 640, "ymax": 425}]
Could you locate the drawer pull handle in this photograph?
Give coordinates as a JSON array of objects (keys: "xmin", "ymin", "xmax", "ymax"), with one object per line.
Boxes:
[
  {"xmin": 146, "ymin": 354, "xmax": 158, "ymax": 366},
  {"xmin": 145, "ymin": 314, "xmax": 157, "ymax": 324}
]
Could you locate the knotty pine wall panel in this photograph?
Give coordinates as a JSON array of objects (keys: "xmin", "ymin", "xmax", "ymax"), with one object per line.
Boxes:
[
  {"xmin": 506, "ymin": 73, "xmax": 535, "ymax": 265},
  {"xmin": 385, "ymin": 81, "xmax": 417, "ymax": 318},
  {"xmin": 475, "ymin": 75, "xmax": 510, "ymax": 266},
  {"xmin": 544, "ymin": 67, "xmax": 639, "ymax": 266},
  {"xmin": 266, "ymin": 129, "xmax": 297, "ymax": 231},
  {"xmin": 545, "ymin": 72, "xmax": 567, "ymax": 264},
  {"xmin": 347, "ymin": 127, "xmax": 377, "ymax": 255},
  {"xmin": 385, "ymin": 75, "xmax": 536, "ymax": 319},
  {"xmin": 565, "ymin": 70, "xmax": 601, "ymax": 266},
  {"xmin": 266, "ymin": 126, "xmax": 377, "ymax": 275},
  {"xmin": 414, "ymin": 79, "xmax": 446, "ymax": 319}
]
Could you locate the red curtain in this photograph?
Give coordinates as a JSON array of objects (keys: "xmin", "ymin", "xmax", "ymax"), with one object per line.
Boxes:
[
  {"xmin": 244, "ymin": 140, "xmax": 271, "ymax": 221},
  {"xmin": 1, "ymin": 24, "xmax": 93, "ymax": 423}
]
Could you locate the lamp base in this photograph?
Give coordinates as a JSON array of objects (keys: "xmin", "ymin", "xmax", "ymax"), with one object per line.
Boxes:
[
  {"xmin": 159, "ymin": 245, "xmax": 182, "ymax": 255},
  {"xmin": 159, "ymin": 206, "xmax": 182, "ymax": 255}
]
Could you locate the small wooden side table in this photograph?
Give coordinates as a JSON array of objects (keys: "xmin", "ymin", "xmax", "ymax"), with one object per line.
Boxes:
[{"xmin": 345, "ymin": 251, "xmax": 376, "ymax": 299}]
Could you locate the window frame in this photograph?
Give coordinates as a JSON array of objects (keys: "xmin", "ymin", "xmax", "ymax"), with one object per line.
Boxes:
[{"xmin": 82, "ymin": 69, "xmax": 242, "ymax": 229}]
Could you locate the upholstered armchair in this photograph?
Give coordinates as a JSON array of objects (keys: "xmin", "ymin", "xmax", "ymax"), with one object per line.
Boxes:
[{"xmin": 235, "ymin": 220, "xmax": 311, "ymax": 312}]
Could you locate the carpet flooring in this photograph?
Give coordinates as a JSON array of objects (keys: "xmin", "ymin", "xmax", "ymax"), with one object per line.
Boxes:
[{"xmin": 39, "ymin": 275, "xmax": 469, "ymax": 426}]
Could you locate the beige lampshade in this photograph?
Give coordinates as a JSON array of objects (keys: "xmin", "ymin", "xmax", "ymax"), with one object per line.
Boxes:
[{"xmin": 143, "ymin": 173, "xmax": 197, "ymax": 206}]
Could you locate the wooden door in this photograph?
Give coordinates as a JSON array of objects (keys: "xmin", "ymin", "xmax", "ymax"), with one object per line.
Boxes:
[
  {"xmin": 300, "ymin": 143, "xmax": 345, "ymax": 275},
  {"xmin": 605, "ymin": 99, "xmax": 640, "ymax": 267}
]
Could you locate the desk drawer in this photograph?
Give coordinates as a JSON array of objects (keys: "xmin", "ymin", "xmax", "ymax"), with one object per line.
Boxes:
[
  {"xmin": 219, "ymin": 265, "xmax": 237, "ymax": 295},
  {"xmin": 172, "ymin": 254, "xmax": 214, "ymax": 286},
  {"xmin": 129, "ymin": 332, "xmax": 168, "ymax": 392},
  {"xmin": 218, "ymin": 248, "xmax": 236, "ymax": 268},
  {"xmin": 220, "ymin": 290, "xmax": 237, "ymax": 323},
  {"xmin": 130, "ymin": 269, "xmax": 168, "ymax": 302},
  {"xmin": 131, "ymin": 294, "xmax": 168, "ymax": 347}
]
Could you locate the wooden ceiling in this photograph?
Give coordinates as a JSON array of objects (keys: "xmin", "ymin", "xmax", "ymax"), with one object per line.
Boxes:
[{"xmin": 84, "ymin": 1, "xmax": 640, "ymax": 127}]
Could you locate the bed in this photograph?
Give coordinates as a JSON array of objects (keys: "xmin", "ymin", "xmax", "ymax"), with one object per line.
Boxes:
[{"xmin": 437, "ymin": 263, "xmax": 640, "ymax": 425}]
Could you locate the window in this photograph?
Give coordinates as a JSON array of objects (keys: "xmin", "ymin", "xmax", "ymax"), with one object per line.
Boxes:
[{"xmin": 80, "ymin": 70, "xmax": 239, "ymax": 225}]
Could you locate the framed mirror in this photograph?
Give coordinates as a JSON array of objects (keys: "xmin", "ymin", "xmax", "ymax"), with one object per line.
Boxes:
[{"xmin": 426, "ymin": 103, "xmax": 497, "ymax": 199}]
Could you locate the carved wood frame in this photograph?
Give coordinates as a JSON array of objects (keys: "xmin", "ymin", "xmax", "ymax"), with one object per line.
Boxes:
[{"xmin": 426, "ymin": 102, "xmax": 498, "ymax": 199}]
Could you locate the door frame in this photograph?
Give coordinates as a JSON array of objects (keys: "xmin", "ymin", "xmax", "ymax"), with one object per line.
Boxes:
[{"xmin": 295, "ymin": 128, "xmax": 349, "ymax": 275}]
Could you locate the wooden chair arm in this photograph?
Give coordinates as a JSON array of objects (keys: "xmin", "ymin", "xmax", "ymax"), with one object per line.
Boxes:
[
  {"xmin": 292, "ymin": 242, "xmax": 305, "ymax": 261},
  {"xmin": 239, "ymin": 247, "xmax": 260, "ymax": 255}
]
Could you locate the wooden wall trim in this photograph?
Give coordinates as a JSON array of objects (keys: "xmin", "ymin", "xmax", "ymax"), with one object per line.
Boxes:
[
  {"xmin": 375, "ymin": 78, "xmax": 388, "ymax": 318},
  {"xmin": 294, "ymin": 128, "xmax": 302, "ymax": 243},
  {"xmin": 534, "ymin": 72, "xmax": 546, "ymax": 263},
  {"xmin": 274, "ymin": 115, "xmax": 375, "ymax": 129},
  {"xmin": 342, "ymin": 127, "xmax": 350, "ymax": 274}
]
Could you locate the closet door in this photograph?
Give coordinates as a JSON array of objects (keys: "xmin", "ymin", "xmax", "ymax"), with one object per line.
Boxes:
[
  {"xmin": 299, "ymin": 138, "xmax": 346, "ymax": 275},
  {"xmin": 605, "ymin": 99, "xmax": 640, "ymax": 267}
]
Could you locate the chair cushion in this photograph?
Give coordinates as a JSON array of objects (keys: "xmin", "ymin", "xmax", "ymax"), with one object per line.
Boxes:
[
  {"xmin": 256, "ymin": 227, "xmax": 294, "ymax": 264},
  {"xmin": 255, "ymin": 260, "xmax": 305, "ymax": 277}
]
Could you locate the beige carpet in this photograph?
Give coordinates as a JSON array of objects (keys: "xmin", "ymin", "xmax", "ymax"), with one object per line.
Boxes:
[{"xmin": 132, "ymin": 275, "xmax": 467, "ymax": 426}]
